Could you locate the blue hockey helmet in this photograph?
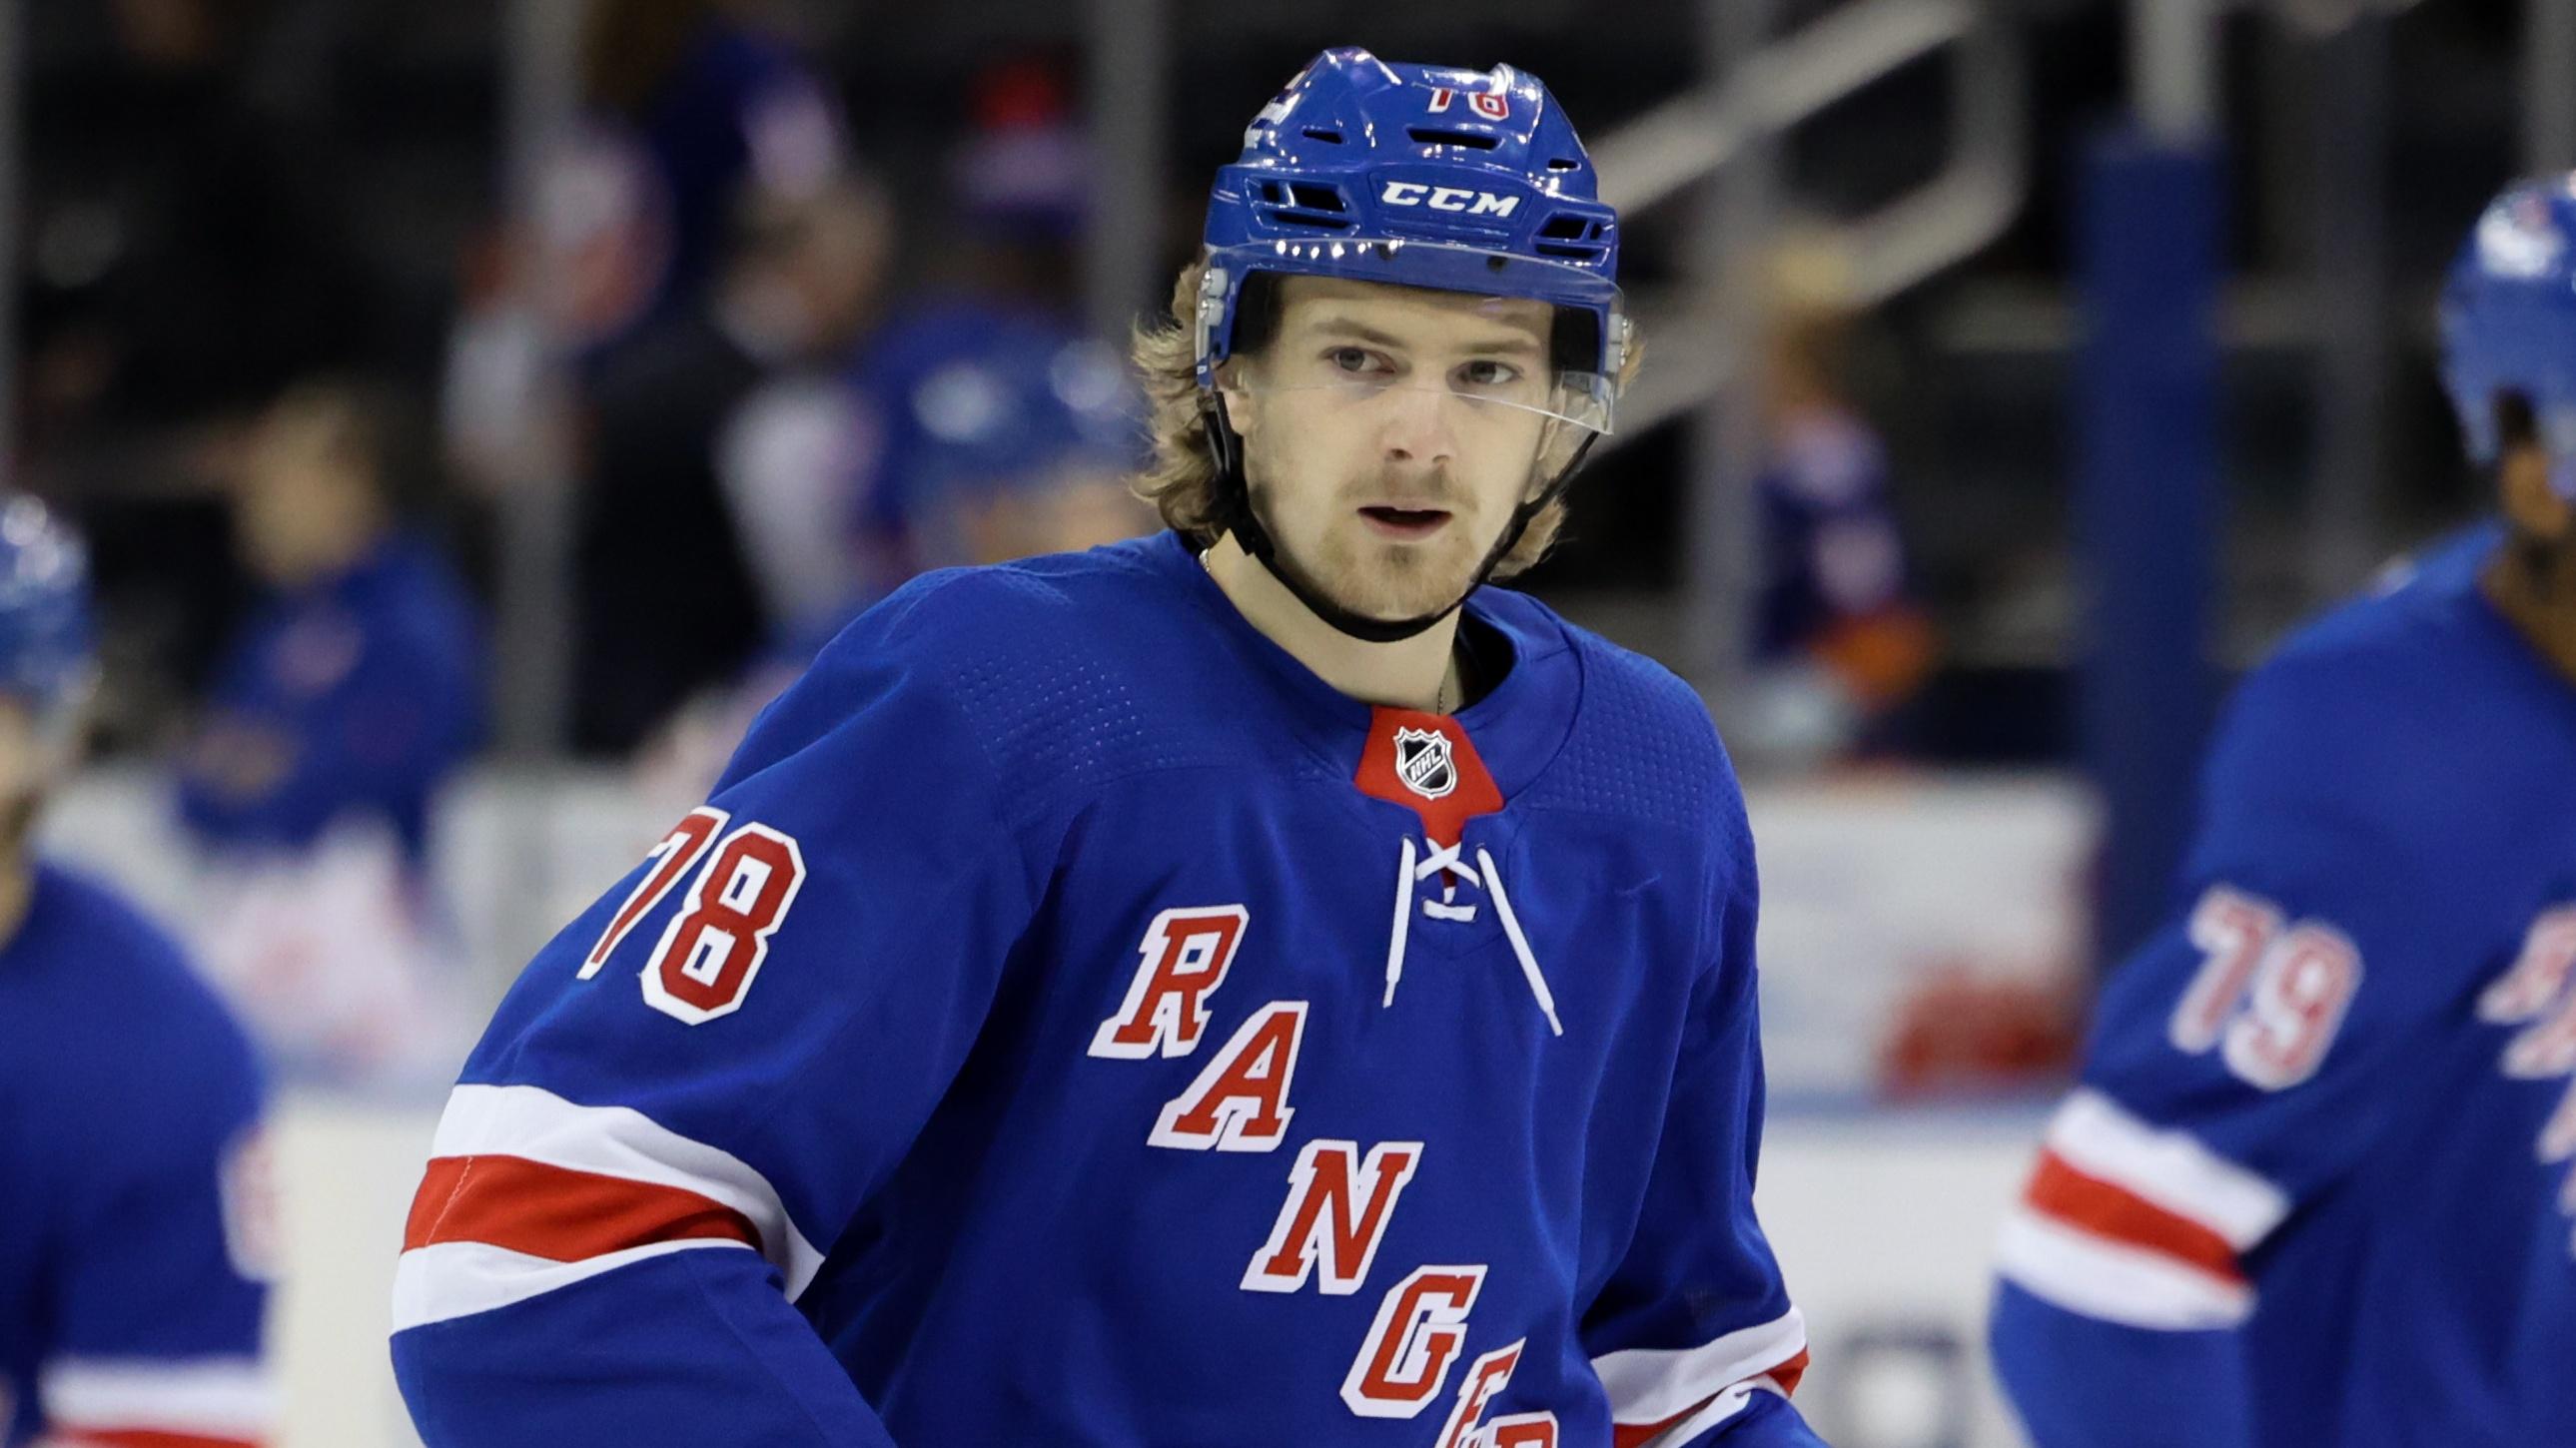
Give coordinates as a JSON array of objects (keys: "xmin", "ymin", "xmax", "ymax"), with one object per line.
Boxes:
[
  {"xmin": 900, "ymin": 334, "xmax": 1147, "ymax": 505},
  {"xmin": 2440, "ymin": 177, "xmax": 2576, "ymax": 498},
  {"xmin": 0, "ymin": 495, "xmax": 96, "ymax": 728},
  {"xmin": 1191, "ymin": 49, "xmax": 1629, "ymax": 642},
  {"xmin": 1197, "ymin": 48, "xmax": 1627, "ymax": 405}
]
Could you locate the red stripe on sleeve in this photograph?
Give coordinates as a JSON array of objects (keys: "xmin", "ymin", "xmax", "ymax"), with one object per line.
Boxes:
[
  {"xmin": 2023, "ymin": 1147, "xmax": 2245, "ymax": 1282},
  {"xmin": 405, "ymin": 1154, "xmax": 760, "ymax": 1261},
  {"xmin": 1608, "ymin": 1346, "xmax": 1811, "ymax": 1446},
  {"xmin": 55, "ymin": 1422, "xmax": 263, "ymax": 1432}
]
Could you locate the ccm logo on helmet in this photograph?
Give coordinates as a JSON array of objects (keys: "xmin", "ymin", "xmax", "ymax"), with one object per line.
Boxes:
[{"xmin": 1378, "ymin": 182, "xmax": 1521, "ymax": 219}]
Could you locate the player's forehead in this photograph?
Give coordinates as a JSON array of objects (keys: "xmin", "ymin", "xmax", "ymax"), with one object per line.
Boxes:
[{"xmin": 1271, "ymin": 275, "xmax": 1552, "ymax": 360}]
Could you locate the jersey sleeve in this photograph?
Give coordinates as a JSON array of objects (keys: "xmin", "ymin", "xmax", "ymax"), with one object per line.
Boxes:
[
  {"xmin": 392, "ymin": 577, "xmax": 1049, "ymax": 1446},
  {"xmin": 41, "ymin": 996, "xmax": 274, "ymax": 1448},
  {"xmin": 1990, "ymin": 648, "xmax": 2516, "ymax": 1444},
  {"xmin": 1581, "ymin": 825, "xmax": 1821, "ymax": 1447}
]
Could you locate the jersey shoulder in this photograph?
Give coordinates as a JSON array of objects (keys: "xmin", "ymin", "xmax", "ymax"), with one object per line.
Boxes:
[
  {"xmin": 1495, "ymin": 591, "xmax": 1749, "ymax": 852},
  {"xmin": 2190, "ymin": 526, "xmax": 2576, "ymax": 949},
  {"xmin": 0, "ymin": 864, "xmax": 263, "ymax": 1131},
  {"xmin": 2220, "ymin": 524, "xmax": 2576, "ymax": 837},
  {"xmin": 741, "ymin": 536, "xmax": 1248, "ymax": 816}
]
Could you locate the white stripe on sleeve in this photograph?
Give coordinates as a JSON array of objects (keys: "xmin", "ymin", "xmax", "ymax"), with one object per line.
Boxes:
[
  {"xmin": 426, "ymin": 1084, "xmax": 826, "ymax": 1295},
  {"xmin": 1995, "ymin": 1202, "xmax": 2257, "ymax": 1330},
  {"xmin": 1590, "ymin": 1305, "xmax": 1806, "ymax": 1428},
  {"xmin": 2047, "ymin": 1088, "xmax": 2291, "ymax": 1249},
  {"xmin": 40, "ymin": 1356, "xmax": 276, "ymax": 1441},
  {"xmin": 391, "ymin": 1238, "xmax": 753, "ymax": 1332}
]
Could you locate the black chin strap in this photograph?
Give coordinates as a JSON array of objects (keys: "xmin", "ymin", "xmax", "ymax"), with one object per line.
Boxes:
[{"xmin": 1198, "ymin": 394, "xmax": 1598, "ymax": 645}]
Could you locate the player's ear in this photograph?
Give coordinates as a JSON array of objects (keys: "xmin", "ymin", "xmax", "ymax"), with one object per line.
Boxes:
[{"xmin": 1216, "ymin": 358, "xmax": 1259, "ymax": 438}]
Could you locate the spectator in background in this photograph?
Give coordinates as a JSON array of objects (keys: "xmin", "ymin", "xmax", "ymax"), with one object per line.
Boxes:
[
  {"xmin": 845, "ymin": 57, "xmax": 1096, "ymax": 599},
  {"xmin": 1741, "ymin": 239, "xmax": 1939, "ymax": 764},
  {"xmin": 179, "ymin": 378, "xmax": 485, "ymax": 1086},
  {"xmin": 544, "ymin": 0, "xmax": 851, "ymax": 361},
  {"xmin": 572, "ymin": 177, "xmax": 890, "ymax": 756},
  {"xmin": 635, "ymin": 329, "xmax": 1155, "ymax": 812}
]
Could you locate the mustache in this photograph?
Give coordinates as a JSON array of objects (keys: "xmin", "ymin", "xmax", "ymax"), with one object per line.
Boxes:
[{"xmin": 1341, "ymin": 468, "xmax": 1468, "ymax": 509}]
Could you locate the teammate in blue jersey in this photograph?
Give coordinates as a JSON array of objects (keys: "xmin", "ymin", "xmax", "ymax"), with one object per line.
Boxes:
[
  {"xmin": 0, "ymin": 498, "xmax": 275, "ymax": 1448},
  {"xmin": 851, "ymin": 311, "xmax": 1152, "ymax": 589},
  {"xmin": 396, "ymin": 50, "xmax": 1822, "ymax": 1447},
  {"xmin": 182, "ymin": 381, "xmax": 485, "ymax": 870},
  {"xmin": 1988, "ymin": 179, "xmax": 2576, "ymax": 1446},
  {"xmin": 179, "ymin": 381, "xmax": 485, "ymax": 1085}
]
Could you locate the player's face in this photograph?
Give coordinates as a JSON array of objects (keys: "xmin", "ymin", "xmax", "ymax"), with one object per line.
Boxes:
[
  {"xmin": 1223, "ymin": 277, "xmax": 1558, "ymax": 622},
  {"xmin": 236, "ymin": 397, "xmax": 377, "ymax": 589}
]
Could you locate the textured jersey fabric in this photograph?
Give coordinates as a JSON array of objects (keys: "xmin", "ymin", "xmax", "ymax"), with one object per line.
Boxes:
[{"xmin": 394, "ymin": 530, "xmax": 1820, "ymax": 1446}]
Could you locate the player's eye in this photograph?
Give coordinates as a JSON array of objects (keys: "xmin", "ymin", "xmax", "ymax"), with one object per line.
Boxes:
[
  {"xmin": 1327, "ymin": 347, "xmax": 1391, "ymax": 377},
  {"xmin": 1456, "ymin": 359, "xmax": 1523, "ymax": 390}
]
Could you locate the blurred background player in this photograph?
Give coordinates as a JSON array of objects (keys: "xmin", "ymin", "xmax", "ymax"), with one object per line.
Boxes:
[
  {"xmin": 0, "ymin": 495, "xmax": 275, "ymax": 1448},
  {"xmin": 1987, "ymin": 178, "xmax": 2576, "ymax": 1447},
  {"xmin": 854, "ymin": 331, "xmax": 1152, "ymax": 590},
  {"xmin": 632, "ymin": 324, "xmax": 1153, "ymax": 809},
  {"xmin": 840, "ymin": 56, "xmax": 1102, "ymax": 602},
  {"xmin": 179, "ymin": 378, "xmax": 486, "ymax": 1086}
]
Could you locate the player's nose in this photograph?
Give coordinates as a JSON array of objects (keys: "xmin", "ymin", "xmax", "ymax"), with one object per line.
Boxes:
[{"xmin": 1374, "ymin": 385, "xmax": 1460, "ymax": 468}]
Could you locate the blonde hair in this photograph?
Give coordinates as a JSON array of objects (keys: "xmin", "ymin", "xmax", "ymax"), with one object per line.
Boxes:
[{"xmin": 1129, "ymin": 258, "xmax": 1640, "ymax": 581}]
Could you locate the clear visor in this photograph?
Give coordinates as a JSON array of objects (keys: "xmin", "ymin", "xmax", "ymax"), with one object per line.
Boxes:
[{"xmin": 1232, "ymin": 367, "xmax": 1615, "ymax": 481}]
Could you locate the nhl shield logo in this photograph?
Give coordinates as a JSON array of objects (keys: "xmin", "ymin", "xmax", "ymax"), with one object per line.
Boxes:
[{"xmin": 1393, "ymin": 727, "xmax": 1458, "ymax": 801}]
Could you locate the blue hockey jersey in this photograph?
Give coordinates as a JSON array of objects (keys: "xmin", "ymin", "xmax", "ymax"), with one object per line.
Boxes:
[
  {"xmin": 394, "ymin": 532, "xmax": 1821, "ymax": 1446},
  {"xmin": 1990, "ymin": 523, "xmax": 2576, "ymax": 1447},
  {"xmin": 179, "ymin": 531, "xmax": 485, "ymax": 868},
  {"xmin": 0, "ymin": 863, "xmax": 273, "ymax": 1447}
]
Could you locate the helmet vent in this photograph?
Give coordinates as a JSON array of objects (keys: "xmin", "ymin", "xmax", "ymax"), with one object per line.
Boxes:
[
  {"xmin": 1547, "ymin": 157, "xmax": 1582, "ymax": 171},
  {"xmin": 1301, "ymin": 127, "xmax": 1345, "ymax": 144},
  {"xmin": 1534, "ymin": 211, "xmax": 1611, "ymax": 263},
  {"xmin": 1253, "ymin": 179, "xmax": 1355, "ymax": 231},
  {"xmin": 1407, "ymin": 127, "xmax": 1501, "ymax": 151}
]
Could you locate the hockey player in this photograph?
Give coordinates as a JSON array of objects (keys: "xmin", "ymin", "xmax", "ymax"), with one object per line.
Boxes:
[
  {"xmin": 1988, "ymin": 179, "xmax": 2576, "ymax": 1446},
  {"xmin": 182, "ymin": 378, "xmax": 486, "ymax": 1086},
  {"xmin": 395, "ymin": 50, "xmax": 1822, "ymax": 1446},
  {"xmin": 0, "ymin": 497, "xmax": 275, "ymax": 1447}
]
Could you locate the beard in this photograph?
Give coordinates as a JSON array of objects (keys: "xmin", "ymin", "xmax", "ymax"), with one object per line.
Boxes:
[{"xmin": 1250, "ymin": 463, "xmax": 1507, "ymax": 624}]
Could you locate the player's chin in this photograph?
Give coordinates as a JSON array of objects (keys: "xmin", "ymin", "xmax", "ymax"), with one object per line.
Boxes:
[{"xmin": 1330, "ymin": 548, "xmax": 1482, "ymax": 621}]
